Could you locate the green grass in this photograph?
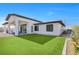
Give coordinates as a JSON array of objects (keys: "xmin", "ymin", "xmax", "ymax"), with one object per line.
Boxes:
[
  {"xmin": 0, "ymin": 34, "xmax": 65, "ymax": 55},
  {"xmin": 16, "ymin": 34, "xmax": 56, "ymax": 44}
]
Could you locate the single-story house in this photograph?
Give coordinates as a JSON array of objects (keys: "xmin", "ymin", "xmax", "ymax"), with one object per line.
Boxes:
[{"xmin": 3, "ymin": 14, "xmax": 65, "ymax": 36}]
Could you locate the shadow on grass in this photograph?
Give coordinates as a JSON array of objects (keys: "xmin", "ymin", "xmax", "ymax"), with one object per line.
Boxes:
[{"xmin": 16, "ymin": 34, "xmax": 56, "ymax": 45}]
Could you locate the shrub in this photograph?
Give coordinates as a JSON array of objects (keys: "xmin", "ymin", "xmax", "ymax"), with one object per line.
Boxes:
[{"xmin": 71, "ymin": 26, "xmax": 79, "ymax": 54}]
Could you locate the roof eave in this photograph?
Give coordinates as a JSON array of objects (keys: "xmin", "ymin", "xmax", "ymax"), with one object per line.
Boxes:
[
  {"xmin": 5, "ymin": 14, "xmax": 42, "ymax": 23},
  {"xmin": 2, "ymin": 22, "xmax": 8, "ymax": 25},
  {"xmin": 34, "ymin": 21, "xmax": 65, "ymax": 26}
]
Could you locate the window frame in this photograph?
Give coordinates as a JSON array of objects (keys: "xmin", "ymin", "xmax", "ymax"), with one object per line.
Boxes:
[
  {"xmin": 34, "ymin": 25, "xmax": 39, "ymax": 31},
  {"xmin": 31, "ymin": 26, "xmax": 33, "ymax": 32},
  {"xmin": 46, "ymin": 24, "xmax": 53, "ymax": 32}
]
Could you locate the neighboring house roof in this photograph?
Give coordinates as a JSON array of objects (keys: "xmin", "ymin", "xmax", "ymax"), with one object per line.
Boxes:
[
  {"xmin": 6, "ymin": 14, "xmax": 42, "ymax": 22},
  {"xmin": 34, "ymin": 21, "xmax": 65, "ymax": 26}
]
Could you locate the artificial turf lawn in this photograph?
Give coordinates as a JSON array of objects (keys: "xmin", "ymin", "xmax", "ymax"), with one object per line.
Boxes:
[{"xmin": 0, "ymin": 34, "xmax": 65, "ymax": 55}]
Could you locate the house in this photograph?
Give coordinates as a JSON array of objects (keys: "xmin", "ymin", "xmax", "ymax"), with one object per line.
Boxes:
[{"xmin": 3, "ymin": 14, "xmax": 65, "ymax": 36}]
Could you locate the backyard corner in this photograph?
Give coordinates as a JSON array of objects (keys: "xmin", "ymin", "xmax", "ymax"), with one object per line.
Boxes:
[{"xmin": 0, "ymin": 34, "xmax": 65, "ymax": 55}]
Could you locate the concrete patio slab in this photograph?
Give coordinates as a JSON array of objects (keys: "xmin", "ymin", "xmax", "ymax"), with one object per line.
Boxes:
[{"xmin": 0, "ymin": 32, "xmax": 13, "ymax": 37}]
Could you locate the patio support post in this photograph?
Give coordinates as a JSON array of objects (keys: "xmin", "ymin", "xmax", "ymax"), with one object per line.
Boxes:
[
  {"xmin": 7, "ymin": 22, "xmax": 10, "ymax": 34},
  {"xmin": 4, "ymin": 25, "xmax": 7, "ymax": 33},
  {"xmin": 15, "ymin": 19, "xmax": 19, "ymax": 35},
  {"xmin": 27, "ymin": 23, "xmax": 32, "ymax": 34}
]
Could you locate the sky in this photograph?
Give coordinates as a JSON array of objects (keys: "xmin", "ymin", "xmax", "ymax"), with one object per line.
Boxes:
[{"xmin": 0, "ymin": 3, "xmax": 79, "ymax": 27}]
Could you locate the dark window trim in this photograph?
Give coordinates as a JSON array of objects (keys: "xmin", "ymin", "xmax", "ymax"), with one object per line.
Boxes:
[
  {"xmin": 34, "ymin": 25, "xmax": 39, "ymax": 31},
  {"xmin": 31, "ymin": 26, "xmax": 33, "ymax": 32},
  {"xmin": 20, "ymin": 24, "xmax": 27, "ymax": 33},
  {"xmin": 46, "ymin": 24, "xmax": 53, "ymax": 32}
]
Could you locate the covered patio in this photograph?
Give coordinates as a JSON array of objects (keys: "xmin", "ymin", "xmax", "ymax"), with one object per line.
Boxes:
[{"xmin": 3, "ymin": 18, "xmax": 28, "ymax": 35}]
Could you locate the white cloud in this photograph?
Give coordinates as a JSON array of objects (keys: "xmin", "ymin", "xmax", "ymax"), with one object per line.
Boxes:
[{"xmin": 47, "ymin": 11, "xmax": 55, "ymax": 16}]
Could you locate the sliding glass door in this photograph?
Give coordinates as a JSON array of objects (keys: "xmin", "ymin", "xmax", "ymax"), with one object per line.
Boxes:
[{"xmin": 20, "ymin": 24, "xmax": 27, "ymax": 34}]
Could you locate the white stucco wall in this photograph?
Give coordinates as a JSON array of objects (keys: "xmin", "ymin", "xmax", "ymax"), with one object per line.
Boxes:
[
  {"xmin": 5, "ymin": 15, "xmax": 65, "ymax": 36},
  {"xmin": 14, "ymin": 16, "xmax": 40, "ymax": 34},
  {"xmin": 33, "ymin": 23, "xmax": 64, "ymax": 36}
]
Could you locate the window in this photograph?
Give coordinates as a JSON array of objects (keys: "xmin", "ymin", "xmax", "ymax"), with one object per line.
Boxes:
[
  {"xmin": 34, "ymin": 25, "xmax": 39, "ymax": 31},
  {"xmin": 46, "ymin": 24, "xmax": 53, "ymax": 31}
]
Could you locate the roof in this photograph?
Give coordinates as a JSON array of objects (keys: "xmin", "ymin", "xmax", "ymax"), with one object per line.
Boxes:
[
  {"xmin": 3, "ymin": 13, "xmax": 65, "ymax": 26},
  {"xmin": 34, "ymin": 20, "xmax": 65, "ymax": 26},
  {"xmin": 2, "ymin": 22, "xmax": 8, "ymax": 25},
  {"xmin": 6, "ymin": 14, "xmax": 42, "ymax": 22},
  {"xmin": 3, "ymin": 20, "xmax": 65, "ymax": 26}
]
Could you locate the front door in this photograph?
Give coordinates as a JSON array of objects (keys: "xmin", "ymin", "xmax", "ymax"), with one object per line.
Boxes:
[{"xmin": 20, "ymin": 24, "xmax": 27, "ymax": 34}]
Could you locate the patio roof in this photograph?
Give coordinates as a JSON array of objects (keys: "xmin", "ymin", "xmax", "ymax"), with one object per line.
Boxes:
[{"xmin": 2, "ymin": 22, "xmax": 8, "ymax": 25}]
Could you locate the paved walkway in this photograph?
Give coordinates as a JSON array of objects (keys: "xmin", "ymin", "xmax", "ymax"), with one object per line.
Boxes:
[
  {"xmin": 62, "ymin": 34, "xmax": 74, "ymax": 55},
  {"xmin": 62, "ymin": 38, "xmax": 68, "ymax": 55},
  {"xmin": 0, "ymin": 32, "xmax": 13, "ymax": 37},
  {"xmin": 66, "ymin": 39, "xmax": 75, "ymax": 55},
  {"xmin": 62, "ymin": 36, "xmax": 75, "ymax": 55}
]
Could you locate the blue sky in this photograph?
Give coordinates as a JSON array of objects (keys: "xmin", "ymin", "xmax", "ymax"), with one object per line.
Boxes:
[{"xmin": 0, "ymin": 3, "xmax": 79, "ymax": 27}]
